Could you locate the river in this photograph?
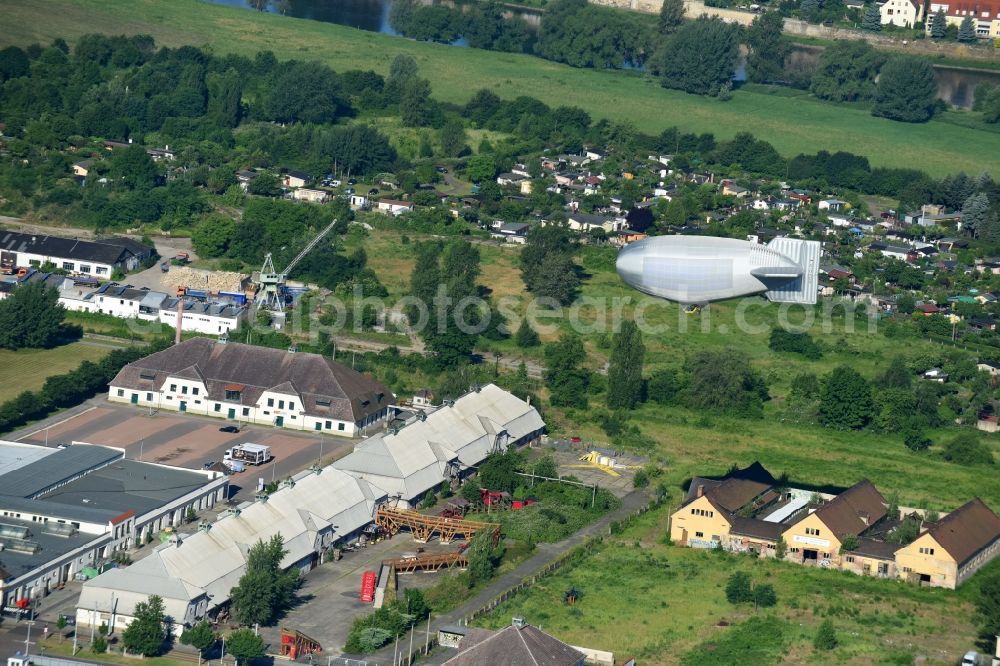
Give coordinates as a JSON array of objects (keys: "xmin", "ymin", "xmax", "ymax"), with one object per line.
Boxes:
[{"xmin": 206, "ymin": 0, "xmax": 999, "ymax": 109}]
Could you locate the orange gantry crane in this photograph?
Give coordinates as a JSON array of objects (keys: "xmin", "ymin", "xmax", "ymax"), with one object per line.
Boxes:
[
  {"xmin": 383, "ymin": 552, "xmax": 469, "ymax": 573},
  {"xmin": 375, "ymin": 506, "xmax": 501, "ymax": 545}
]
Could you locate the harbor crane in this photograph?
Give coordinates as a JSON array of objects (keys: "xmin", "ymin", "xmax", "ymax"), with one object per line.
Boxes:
[{"xmin": 255, "ymin": 218, "xmax": 339, "ymax": 313}]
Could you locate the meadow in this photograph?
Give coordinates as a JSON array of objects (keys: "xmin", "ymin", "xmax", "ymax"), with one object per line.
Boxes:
[
  {"xmin": 1, "ymin": 0, "xmax": 999, "ymax": 176},
  {"xmin": 347, "ymin": 225, "xmax": 999, "ymax": 510},
  {"xmin": 0, "ymin": 342, "xmax": 109, "ymax": 402},
  {"xmin": 475, "ymin": 508, "xmax": 992, "ymax": 665}
]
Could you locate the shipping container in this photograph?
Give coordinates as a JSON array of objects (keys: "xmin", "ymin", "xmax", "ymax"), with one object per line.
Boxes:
[{"xmin": 360, "ymin": 570, "xmax": 377, "ymax": 603}]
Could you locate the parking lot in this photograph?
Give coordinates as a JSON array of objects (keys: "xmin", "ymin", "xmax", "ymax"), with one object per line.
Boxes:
[{"xmin": 17, "ymin": 401, "xmax": 359, "ymax": 501}]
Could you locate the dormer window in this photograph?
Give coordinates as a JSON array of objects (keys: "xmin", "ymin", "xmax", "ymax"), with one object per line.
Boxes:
[
  {"xmin": 139, "ymin": 371, "xmax": 156, "ymax": 380},
  {"xmin": 316, "ymin": 399, "xmax": 331, "ymax": 407}
]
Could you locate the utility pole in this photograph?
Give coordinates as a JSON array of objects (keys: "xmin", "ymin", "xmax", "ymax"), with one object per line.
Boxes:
[
  {"xmin": 408, "ymin": 624, "xmax": 414, "ymax": 665},
  {"xmin": 424, "ymin": 614, "xmax": 431, "ymax": 655}
]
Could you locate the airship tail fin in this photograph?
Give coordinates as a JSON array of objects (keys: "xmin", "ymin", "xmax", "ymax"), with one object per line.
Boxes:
[{"xmin": 763, "ymin": 238, "xmax": 820, "ymax": 304}]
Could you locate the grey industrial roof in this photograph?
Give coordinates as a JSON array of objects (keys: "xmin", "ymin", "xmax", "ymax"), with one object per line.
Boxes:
[
  {"xmin": 0, "ymin": 441, "xmax": 57, "ymax": 478},
  {"xmin": 37, "ymin": 460, "xmax": 214, "ymax": 519},
  {"xmin": 0, "ymin": 514, "xmax": 108, "ymax": 582},
  {"xmin": 0, "ymin": 445, "xmax": 122, "ymax": 499}
]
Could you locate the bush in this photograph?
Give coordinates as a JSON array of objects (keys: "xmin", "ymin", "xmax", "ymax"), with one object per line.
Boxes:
[
  {"xmin": 92, "ymin": 637, "xmax": 108, "ymax": 654},
  {"xmin": 633, "ymin": 469, "xmax": 650, "ymax": 488},
  {"xmin": 814, "ymin": 619, "xmax": 838, "ymax": 650},
  {"xmin": 725, "ymin": 571, "xmax": 753, "ymax": 604},
  {"xmin": 769, "ymin": 329, "xmax": 822, "ymax": 359},
  {"xmin": 942, "ymin": 432, "xmax": 994, "ymax": 465},
  {"xmin": 753, "ymin": 583, "xmax": 777, "ymax": 608}
]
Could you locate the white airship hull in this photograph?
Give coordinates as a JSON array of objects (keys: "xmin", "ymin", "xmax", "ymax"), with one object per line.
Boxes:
[{"xmin": 616, "ymin": 235, "xmax": 819, "ymax": 305}]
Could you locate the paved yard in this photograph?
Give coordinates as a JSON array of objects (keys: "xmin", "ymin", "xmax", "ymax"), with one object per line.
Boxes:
[
  {"xmin": 258, "ymin": 534, "xmax": 463, "ymax": 655},
  {"xmin": 16, "ymin": 401, "xmax": 359, "ymax": 501}
]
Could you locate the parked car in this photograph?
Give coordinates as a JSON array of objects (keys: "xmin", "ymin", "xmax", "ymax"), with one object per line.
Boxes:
[
  {"xmin": 219, "ymin": 425, "xmax": 239, "ymax": 433},
  {"xmin": 435, "ymin": 166, "xmax": 448, "ymax": 174},
  {"xmin": 368, "ymin": 188, "xmax": 379, "ymax": 195}
]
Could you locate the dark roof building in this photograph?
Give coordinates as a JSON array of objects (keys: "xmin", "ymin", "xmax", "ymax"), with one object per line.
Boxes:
[
  {"xmin": 0, "ymin": 231, "xmax": 153, "ymax": 273},
  {"xmin": 110, "ymin": 338, "xmax": 392, "ymax": 434},
  {"xmin": 444, "ymin": 620, "xmax": 585, "ymax": 666}
]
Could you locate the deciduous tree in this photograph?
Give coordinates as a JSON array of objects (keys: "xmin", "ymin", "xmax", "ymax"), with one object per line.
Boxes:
[
  {"xmin": 658, "ymin": 17, "xmax": 741, "ymax": 96},
  {"xmin": 226, "ymin": 628, "xmax": 265, "ymax": 665},
  {"xmin": 819, "ymin": 366, "xmax": 875, "ymax": 429},
  {"xmin": 872, "ymin": 56, "xmax": 938, "ymax": 123},
  {"xmin": 746, "ymin": 11, "xmax": 788, "ymax": 84},
  {"xmin": 122, "ymin": 595, "xmax": 165, "ymax": 657}
]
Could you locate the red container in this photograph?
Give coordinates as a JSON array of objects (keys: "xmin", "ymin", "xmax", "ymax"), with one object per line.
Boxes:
[{"xmin": 360, "ymin": 570, "xmax": 377, "ymax": 603}]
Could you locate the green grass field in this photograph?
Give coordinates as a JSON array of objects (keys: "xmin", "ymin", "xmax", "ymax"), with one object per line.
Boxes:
[
  {"xmin": 0, "ymin": 342, "xmax": 110, "ymax": 402},
  {"xmin": 475, "ymin": 509, "xmax": 991, "ymax": 665},
  {"xmin": 1, "ymin": 0, "xmax": 999, "ymax": 176}
]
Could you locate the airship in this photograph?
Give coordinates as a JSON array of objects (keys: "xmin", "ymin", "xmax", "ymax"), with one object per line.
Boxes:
[{"xmin": 616, "ymin": 235, "xmax": 820, "ymax": 305}]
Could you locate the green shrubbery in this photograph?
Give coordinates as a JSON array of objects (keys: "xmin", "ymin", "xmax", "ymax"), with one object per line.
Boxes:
[{"xmin": 344, "ymin": 589, "xmax": 430, "ymax": 654}]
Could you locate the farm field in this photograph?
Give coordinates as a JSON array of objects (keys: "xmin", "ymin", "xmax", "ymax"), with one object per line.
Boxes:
[
  {"xmin": 475, "ymin": 509, "xmax": 992, "ymax": 665},
  {"xmin": 0, "ymin": 342, "xmax": 109, "ymax": 403},
  {"xmin": 1, "ymin": 0, "xmax": 999, "ymax": 176}
]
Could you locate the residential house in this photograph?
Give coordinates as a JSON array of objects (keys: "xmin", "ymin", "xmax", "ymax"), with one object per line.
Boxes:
[
  {"xmin": 869, "ymin": 241, "xmax": 913, "ymax": 262},
  {"xmin": 146, "ymin": 146, "xmax": 175, "ymax": 162},
  {"xmin": 108, "ymin": 337, "xmax": 392, "ymax": 436},
  {"xmin": 282, "ymin": 170, "xmax": 310, "ymax": 189},
  {"xmin": 236, "ymin": 170, "xmax": 258, "ymax": 192},
  {"xmin": 922, "ymin": 367, "xmax": 949, "ymax": 382},
  {"xmin": 496, "ymin": 173, "xmax": 528, "ymax": 187},
  {"xmin": 72, "ymin": 159, "xmax": 94, "ymax": 177},
  {"xmin": 376, "ymin": 199, "xmax": 414, "ymax": 216},
  {"xmin": 349, "ymin": 194, "xmax": 369, "ymax": 209},
  {"xmin": 926, "ymin": 0, "xmax": 1000, "ymax": 37},
  {"xmin": 720, "ymin": 180, "xmax": 750, "ymax": 198},
  {"xmin": 938, "ymin": 237, "xmax": 970, "ymax": 252},
  {"xmin": 292, "ymin": 188, "xmax": 330, "ymax": 204},
  {"xmin": 819, "ymin": 199, "xmax": 848, "ymax": 211},
  {"xmin": 566, "ymin": 212, "xmax": 625, "ymax": 234},
  {"xmin": 490, "ymin": 222, "xmax": 530, "ymax": 244},
  {"xmin": 977, "ymin": 360, "xmax": 1000, "ymax": 376},
  {"xmin": 881, "ymin": 0, "xmax": 923, "ymax": 26},
  {"xmin": 895, "ymin": 499, "xmax": 1000, "ymax": 588}
]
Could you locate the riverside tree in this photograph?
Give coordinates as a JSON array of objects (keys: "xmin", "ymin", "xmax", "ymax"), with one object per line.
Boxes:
[
  {"xmin": 658, "ymin": 16, "xmax": 742, "ymax": 96},
  {"xmin": 746, "ymin": 11, "xmax": 788, "ymax": 84},
  {"xmin": 872, "ymin": 56, "xmax": 938, "ymax": 122}
]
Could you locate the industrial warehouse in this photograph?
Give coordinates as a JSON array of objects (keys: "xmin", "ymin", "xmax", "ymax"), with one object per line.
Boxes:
[
  {"xmin": 74, "ymin": 384, "xmax": 543, "ymax": 635},
  {"xmin": 0, "ymin": 231, "xmax": 153, "ymax": 277},
  {"xmin": 0, "ymin": 441, "xmax": 228, "ymax": 614},
  {"xmin": 108, "ymin": 337, "xmax": 392, "ymax": 435}
]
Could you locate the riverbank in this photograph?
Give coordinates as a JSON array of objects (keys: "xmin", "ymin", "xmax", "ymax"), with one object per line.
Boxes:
[{"xmin": 2, "ymin": 0, "xmax": 999, "ymax": 176}]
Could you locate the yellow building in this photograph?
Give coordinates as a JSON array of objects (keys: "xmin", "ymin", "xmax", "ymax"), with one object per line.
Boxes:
[
  {"xmin": 894, "ymin": 498, "xmax": 1000, "ymax": 589},
  {"xmin": 782, "ymin": 480, "xmax": 887, "ymax": 568},
  {"xmin": 671, "ymin": 466, "xmax": 1000, "ymax": 589},
  {"xmin": 669, "ymin": 462, "xmax": 777, "ymax": 549}
]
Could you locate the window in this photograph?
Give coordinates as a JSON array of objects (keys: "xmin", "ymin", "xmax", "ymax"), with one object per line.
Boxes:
[
  {"xmin": 96, "ymin": 267, "xmax": 108, "ymax": 275},
  {"xmin": 317, "ymin": 399, "xmax": 331, "ymax": 407},
  {"xmin": 263, "ymin": 410, "xmax": 270, "ymax": 416},
  {"xmin": 225, "ymin": 389, "xmax": 241, "ymax": 401},
  {"xmin": 29, "ymin": 259, "xmax": 40, "ymax": 267},
  {"xmin": 690, "ymin": 508, "xmax": 714, "ymax": 518},
  {"xmin": 902, "ymin": 566, "xmax": 912, "ymax": 573},
  {"xmin": 170, "ymin": 384, "xmax": 177, "ymax": 392},
  {"xmin": 140, "ymin": 371, "xmax": 156, "ymax": 380},
  {"xmin": 278, "ymin": 400, "xmax": 285, "ymax": 409},
  {"xmin": 117, "ymin": 389, "xmax": 124, "ymax": 397},
  {"xmin": 182, "ymin": 386, "xmax": 189, "ymax": 395},
  {"xmin": 695, "ymin": 531, "xmax": 704, "ymax": 538},
  {"xmin": 192, "ymin": 387, "xmax": 199, "ymax": 396},
  {"xmin": 918, "ymin": 547, "xmax": 935, "ymax": 555},
  {"xmin": 146, "ymin": 393, "xmax": 152, "ymax": 401},
  {"xmin": 325, "ymin": 420, "xmax": 332, "ymax": 429},
  {"xmin": 214, "ymin": 404, "xmax": 221, "ymax": 412},
  {"xmin": 62, "ymin": 261, "xmax": 74, "ymax": 271},
  {"xmin": 267, "ymin": 398, "xmax": 274, "ymax": 407},
  {"xmin": 338, "ymin": 423, "xmax": 345, "ymax": 431},
  {"xmin": 805, "ymin": 527, "xmax": 821, "ymax": 536},
  {"xmin": 242, "ymin": 407, "xmax": 249, "ymax": 416},
  {"xmin": 79, "ymin": 264, "xmax": 91, "ymax": 273},
  {"xmin": 288, "ymin": 402, "xmax": 295, "ymax": 411}
]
